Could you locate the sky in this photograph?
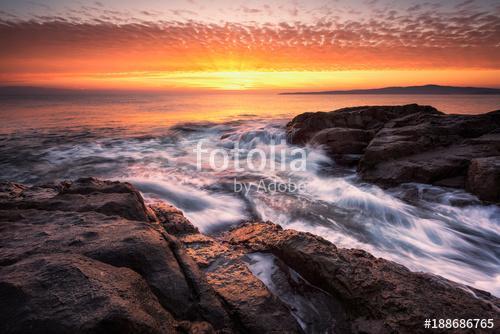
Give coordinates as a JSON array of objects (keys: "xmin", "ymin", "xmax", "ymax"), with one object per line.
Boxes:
[{"xmin": 0, "ymin": 0, "xmax": 499, "ymax": 90}]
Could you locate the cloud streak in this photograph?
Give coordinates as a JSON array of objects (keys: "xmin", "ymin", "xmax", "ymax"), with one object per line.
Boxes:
[{"xmin": 0, "ymin": 1, "xmax": 498, "ymax": 88}]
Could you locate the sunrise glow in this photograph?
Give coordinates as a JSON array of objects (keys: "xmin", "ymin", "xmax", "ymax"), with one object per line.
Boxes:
[{"xmin": 1, "ymin": 0, "xmax": 499, "ymax": 90}]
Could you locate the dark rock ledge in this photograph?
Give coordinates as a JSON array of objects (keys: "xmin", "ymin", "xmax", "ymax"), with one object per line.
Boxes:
[
  {"xmin": 286, "ymin": 105, "xmax": 500, "ymax": 203},
  {"xmin": 0, "ymin": 178, "xmax": 499, "ymax": 334}
]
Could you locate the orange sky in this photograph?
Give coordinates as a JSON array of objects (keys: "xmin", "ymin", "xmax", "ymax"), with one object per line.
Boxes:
[{"xmin": 1, "ymin": 0, "xmax": 499, "ymax": 90}]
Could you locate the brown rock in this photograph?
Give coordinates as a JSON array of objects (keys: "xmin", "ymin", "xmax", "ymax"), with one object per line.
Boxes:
[
  {"xmin": 2, "ymin": 179, "xmax": 499, "ymax": 334},
  {"xmin": 309, "ymin": 128, "xmax": 373, "ymax": 165},
  {"xmin": 150, "ymin": 201, "xmax": 200, "ymax": 235},
  {"xmin": 0, "ymin": 254, "xmax": 176, "ymax": 334},
  {"xmin": 0, "ymin": 177, "xmax": 156, "ymax": 222},
  {"xmin": 225, "ymin": 221, "xmax": 500, "ymax": 334},
  {"xmin": 287, "ymin": 104, "xmax": 500, "ymax": 201},
  {"xmin": 467, "ymin": 157, "xmax": 500, "ymax": 202},
  {"xmin": 0, "ymin": 178, "xmax": 231, "ymax": 333},
  {"xmin": 152, "ymin": 204, "xmax": 305, "ymax": 333},
  {"xmin": 286, "ymin": 104, "xmax": 440, "ymax": 145},
  {"xmin": 358, "ymin": 112, "xmax": 500, "ymax": 193}
]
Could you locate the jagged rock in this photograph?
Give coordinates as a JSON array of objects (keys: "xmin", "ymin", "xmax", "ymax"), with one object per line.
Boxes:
[
  {"xmin": 309, "ymin": 128, "xmax": 373, "ymax": 166},
  {"xmin": 0, "ymin": 253, "xmax": 177, "ymax": 334},
  {"xmin": 0, "ymin": 178, "xmax": 231, "ymax": 333},
  {"xmin": 286, "ymin": 105, "xmax": 500, "ymax": 201},
  {"xmin": 467, "ymin": 157, "xmax": 500, "ymax": 202},
  {"xmin": 152, "ymin": 203, "xmax": 305, "ymax": 333},
  {"xmin": 224, "ymin": 222, "xmax": 500, "ymax": 334},
  {"xmin": 0, "ymin": 177, "xmax": 156, "ymax": 222},
  {"xmin": 150, "ymin": 201, "xmax": 200, "ymax": 235},
  {"xmin": 1, "ymin": 179, "xmax": 499, "ymax": 334},
  {"xmin": 286, "ymin": 104, "xmax": 440, "ymax": 145},
  {"xmin": 358, "ymin": 111, "xmax": 500, "ymax": 189}
]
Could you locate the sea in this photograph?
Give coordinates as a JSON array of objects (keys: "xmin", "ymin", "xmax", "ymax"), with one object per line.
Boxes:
[{"xmin": 1, "ymin": 92, "xmax": 499, "ymax": 295}]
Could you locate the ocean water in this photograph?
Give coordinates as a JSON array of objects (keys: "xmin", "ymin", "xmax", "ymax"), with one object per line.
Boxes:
[{"xmin": 1, "ymin": 92, "xmax": 499, "ymax": 296}]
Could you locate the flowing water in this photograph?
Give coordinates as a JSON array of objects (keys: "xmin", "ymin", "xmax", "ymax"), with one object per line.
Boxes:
[{"xmin": 1, "ymin": 92, "xmax": 499, "ymax": 296}]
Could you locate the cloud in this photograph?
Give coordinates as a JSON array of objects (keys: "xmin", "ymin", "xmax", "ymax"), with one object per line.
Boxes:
[
  {"xmin": 408, "ymin": 4, "xmax": 421, "ymax": 12},
  {"xmin": 170, "ymin": 9, "xmax": 198, "ymax": 16},
  {"xmin": 241, "ymin": 6, "xmax": 261, "ymax": 14},
  {"xmin": 288, "ymin": 7, "xmax": 299, "ymax": 17},
  {"xmin": 456, "ymin": 0, "xmax": 475, "ymax": 9},
  {"xmin": 0, "ymin": 3, "xmax": 498, "ymax": 77}
]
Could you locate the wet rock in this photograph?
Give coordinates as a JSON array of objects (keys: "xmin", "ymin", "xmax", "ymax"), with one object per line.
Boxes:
[
  {"xmin": 0, "ymin": 178, "xmax": 231, "ymax": 333},
  {"xmin": 0, "ymin": 177, "xmax": 156, "ymax": 221},
  {"xmin": 0, "ymin": 254, "xmax": 176, "ymax": 334},
  {"xmin": 467, "ymin": 156, "xmax": 500, "ymax": 202},
  {"xmin": 286, "ymin": 104, "xmax": 440, "ymax": 145},
  {"xmin": 358, "ymin": 111, "xmax": 500, "ymax": 187},
  {"xmin": 225, "ymin": 221, "xmax": 500, "ymax": 334},
  {"xmin": 154, "ymin": 204, "xmax": 305, "ymax": 333},
  {"xmin": 287, "ymin": 105, "xmax": 500, "ymax": 201},
  {"xmin": 176, "ymin": 321, "xmax": 216, "ymax": 334},
  {"xmin": 309, "ymin": 128, "xmax": 373, "ymax": 166},
  {"xmin": 245, "ymin": 252, "xmax": 350, "ymax": 333},
  {"xmin": 150, "ymin": 201, "xmax": 200, "ymax": 235},
  {"xmin": 1, "ymin": 179, "xmax": 499, "ymax": 334}
]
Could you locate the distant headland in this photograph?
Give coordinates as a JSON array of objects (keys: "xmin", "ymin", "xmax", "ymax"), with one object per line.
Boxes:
[{"xmin": 280, "ymin": 84, "xmax": 500, "ymax": 95}]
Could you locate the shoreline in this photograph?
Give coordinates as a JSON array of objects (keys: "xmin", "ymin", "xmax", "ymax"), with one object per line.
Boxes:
[
  {"xmin": 1, "ymin": 103, "xmax": 499, "ymax": 333},
  {"xmin": 1, "ymin": 177, "xmax": 498, "ymax": 333}
]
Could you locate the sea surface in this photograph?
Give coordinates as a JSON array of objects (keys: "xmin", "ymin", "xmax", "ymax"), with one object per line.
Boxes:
[{"xmin": 1, "ymin": 92, "xmax": 499, "ymax": 296}]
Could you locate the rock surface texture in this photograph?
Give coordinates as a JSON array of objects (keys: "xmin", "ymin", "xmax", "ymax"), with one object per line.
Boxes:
[
  {"xmin": 286, "ymin": 104, "xmax": 500, "ymax": 202},
  {"xmin": 1, "ymin": 178, "xmax": 499, "ymax": 333}
]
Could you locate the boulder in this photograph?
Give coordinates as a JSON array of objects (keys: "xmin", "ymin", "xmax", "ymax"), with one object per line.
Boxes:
[
  {"xmin": 0, "ymin": 254, "xmax": 176, "ymax": 334},
  {"xmin": 286, "ymin": 105, "xmax": 500, "ymax": 201},
  {"xmin": 286, "ymin": 104, "xmax": 441, "ymax": 145},
  {"xmin": 467, "ymin": 156, "xmax": 500, "ymax": 202},
  {"xmin": 0, "ymin": 178, "xmax": 231, "ymax": 333},
  {"xmin": 1, "ymin": 179, "xmax": 499, "ymax": 334},
  {"xmin": 0, "ymin": 177, "xmax": 156, "ymax": 222},
  {"xmin": 225, "ymin": 222, "xmax": 500, "ymax": 334},
  {"xmin": 358, "ymin": 112, "xmax": 500, "ymax": 192},
  {"xmin": 310, "ymin": 127, "xmax": 373, "ymax": 154},
  {"xmin": 151, "ymin": 203, "xmax": 305, "ymax": 333}
]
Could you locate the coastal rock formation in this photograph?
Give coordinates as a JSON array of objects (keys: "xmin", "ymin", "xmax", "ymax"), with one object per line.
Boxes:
[
  {"xmin": 286, "ymin": 104, "xmax": 500, "ymax": 202},
  {"xmin": 286, "ymin": 104, "xmax": 440, "ymax": 146},
  {"xmin": 1, "ymin": 178, "xmax": 499, "ymax": 333},
  {"xmin": 0, "ymin": 178, "xmax": 230, "ymax": 333},
  {"xmin": 224, "ymin": 222, "xmax": 500, "ymax": 333},
  {"xmin": 466, "ymin": 157, "xmax": 500, "ymax": 203}
]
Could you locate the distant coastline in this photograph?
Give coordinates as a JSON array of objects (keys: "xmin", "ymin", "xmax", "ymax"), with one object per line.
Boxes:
[{"xmin": 280, "ymin": 84, "xmax": 500, "ymax": 95}]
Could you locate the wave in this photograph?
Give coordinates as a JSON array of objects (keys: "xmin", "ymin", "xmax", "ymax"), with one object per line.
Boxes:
[{"xmin": 1, "ymin": 118, "xmax": 499, "ymax": 295}]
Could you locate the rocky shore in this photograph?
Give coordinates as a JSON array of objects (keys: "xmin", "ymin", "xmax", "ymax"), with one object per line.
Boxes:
[
  {"xmin": 286, "ymin": 104, "xmax": 500, "ymax": 203},
  {"xmin": 1, "ymin": 178, "xmax": 498, "ymax": 333}
]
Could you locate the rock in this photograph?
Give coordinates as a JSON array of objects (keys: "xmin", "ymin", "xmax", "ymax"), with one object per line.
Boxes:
[
  {"xmin": 0, "ymin": 178, "xmax": 231, "ymax": 333},
  {"xmin": 152, "ymin": 204, "xmax": 305, "ymax": 333},
  {"xmin": 467, "ymin": 157, "xmax": 500, "ymax": 202},
  {"xmin": 287, "ymin": 105, "xmax": 500, "ymax": 201},
  {"xmin": 0, "ymin": 177, "xmax": 156, "ymax": 222},
  {"xmin": 309, "ymin": 128, "xmax": 373, "ymax": 166},
  {"xmin": 0, "ymin": 254, "xmax": 176, "ymax": 334},
  {"xmin": 286, "ymin": 104, "xmax": 441, "ymax": 145},
  {"xmin": 358, "ymin": 112, "xmax": 500, "ymax": 192},
  {"xmin": 225, "ymin": 221, "xmax": 500, "ymax": 334},
  {"xmin": 1, "ymin": 178, "xmax": 499, "ymax": 334},
  {"xmin": 176, "ymin": 321, "xmax": 216, "ymax": 334},
  {"xmin": 1, "ymin": 179, "xmax": 312, "ymax": 334},
  {"xmin": 150, "ymin": 201, "xmax": 200, "ymax": 235}
]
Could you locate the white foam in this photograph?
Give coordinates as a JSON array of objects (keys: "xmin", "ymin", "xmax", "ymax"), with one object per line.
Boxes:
[{"xmin": 24, "ymin": 118, "xmax": 500, "ymax": 296}]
